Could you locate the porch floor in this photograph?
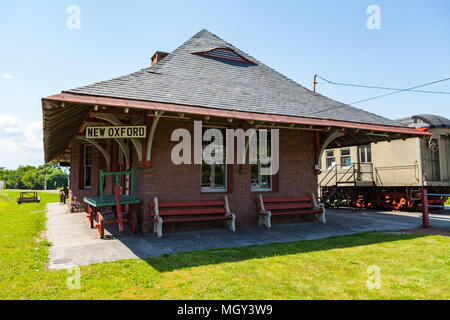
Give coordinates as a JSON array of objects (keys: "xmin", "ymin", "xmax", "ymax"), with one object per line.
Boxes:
[{"xmin": 45, "ymin": 203, "xmax": 450, "ymax": 270}]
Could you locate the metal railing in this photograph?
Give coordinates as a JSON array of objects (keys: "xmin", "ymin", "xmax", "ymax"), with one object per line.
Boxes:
[
  {"xmin": 319, "ymin": 164, "xmax": 357, "ymax": 201},
  {"xmin": 318, "ymin": 163, "xmax": 375, "ymax": 204},
  {"xmin": 319, "ymin": 163, "xmax": 374, "ymax": 188},
  {"xmin": 418, "ymin": 190, "xmax": 450, "ymax": 228}
]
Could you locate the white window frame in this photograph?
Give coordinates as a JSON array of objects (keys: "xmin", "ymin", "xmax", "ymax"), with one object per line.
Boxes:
[
  {"xmin": 251, "ymin": 162, "xmax": 273, "ymax": 192},
  {"xmin": 201, "ymin": 127, "xmax": 227, "ymax": 193},
  {"xmin": 251, "ymin": 131, "xmax": 273, "ymax": 192}
]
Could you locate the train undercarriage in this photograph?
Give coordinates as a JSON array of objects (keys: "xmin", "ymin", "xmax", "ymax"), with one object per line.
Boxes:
[{"xmin": 321, "ymin": 186, "xmax": 449, "ymax": 211}]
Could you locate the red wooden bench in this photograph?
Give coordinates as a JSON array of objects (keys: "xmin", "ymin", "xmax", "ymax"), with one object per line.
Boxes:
[
  {"xmin": 150, "ymin": 196, "xmax": 236, "ymax": 238},
  {"xmin": 256, "ymin": 194, "xmax": 326, "ymax": 228}
]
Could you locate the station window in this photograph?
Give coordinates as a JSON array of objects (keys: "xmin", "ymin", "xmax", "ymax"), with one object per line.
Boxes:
[
  {"xmin": 326, "ymin": 150, "xmax": 336, "ymax": 169},
  {"xmin": 84, "ymin": 145, "xmax": 93, "ymax": 189},
  {"xmin": 340, "ymin": 149, "xmax": 351, "ymax": 167},
  {"xmin": 251, "ymin": 131, "xmax": 273, "ymax": 192},
  {"xmin": 359, "ymin": 145, "xmax": 372, "ymax": 163},
  {"xmin": 201, "ymin": 127, "xmax": 227, "ymax": 192}
]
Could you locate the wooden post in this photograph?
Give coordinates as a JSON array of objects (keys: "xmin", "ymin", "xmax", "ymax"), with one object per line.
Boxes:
[
  {"xmin": 421, "ymin": 188, "xmax": 430, "ymax": 228},
  {"xmin": 314, "ymin": 131, "xmax": 320, "ymax": 174},
  {"xmin": 239, "ymin": 121, "xmax": 248, "ymax": 171},
  {"xmin": 114, "ymin": 185, "xmax": 124, "ymax": 232},
  {"xmin": 141, "ymin": 111, "xmax": 151, "ymax": 168}
]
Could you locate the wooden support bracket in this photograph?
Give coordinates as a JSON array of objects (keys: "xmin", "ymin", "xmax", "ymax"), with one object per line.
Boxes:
[
  {"xmin": 142, "ymin": 111, "xmax": 164, "ymax": 168},
  {"xmin": 315, "ymin": 128, "xmax": 345, "ymax": 172},
  {"xmin": 78, "ymin": 137, "xmax": 111, "ymax": 169}
]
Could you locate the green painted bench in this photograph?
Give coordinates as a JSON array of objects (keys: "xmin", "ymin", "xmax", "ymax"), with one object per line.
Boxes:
[{"xmin": 84, "ymin": 169, "xmax": 140, "ymax": 239}]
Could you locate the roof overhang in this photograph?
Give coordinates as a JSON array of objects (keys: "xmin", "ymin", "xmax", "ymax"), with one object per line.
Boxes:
[{"xmin": 42, "ymin": 92, "xmax": 431, "ymax": 163}]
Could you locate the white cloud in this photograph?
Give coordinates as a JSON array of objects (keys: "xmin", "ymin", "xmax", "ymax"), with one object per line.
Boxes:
[
  {"xmin": 0, "ymin": 114, "xmax": 20, "ymax": 134},
  {"xmin": 2, "ymin": 72, "xmax": 13, "ymax": 80},
  {"xmin": 0, "ymin": 114, "xmax": 44, "ymax": 169},
  {"xmin": 4, "ymin": 126, "xmax": 21, "ymax": 134},
  {"xmin": 23, "ymin": 122, "xmax": 43, "ymax": 149},
  {"xmin": 0, "ymin": 113, "xmax": 20, "ymax": 128}
]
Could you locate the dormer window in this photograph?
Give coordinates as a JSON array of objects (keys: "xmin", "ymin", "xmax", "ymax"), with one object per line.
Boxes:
[{"xmin": 193, "ymin": 48, "xmax": 256, "ymax": 65}]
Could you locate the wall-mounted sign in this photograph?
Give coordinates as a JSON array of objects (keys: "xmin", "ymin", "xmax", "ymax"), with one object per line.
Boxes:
[{"xmin": 86, "ymin": 126, "xmax": 147, "ymax": 139}]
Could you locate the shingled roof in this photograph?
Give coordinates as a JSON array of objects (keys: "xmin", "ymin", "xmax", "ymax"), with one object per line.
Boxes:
[{"xmin": 65, "ymin": 29, "xmax": 404, "ymax": 128}]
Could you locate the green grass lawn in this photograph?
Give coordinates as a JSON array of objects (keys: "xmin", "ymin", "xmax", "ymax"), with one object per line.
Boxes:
[{"xmin": 0, "ymin": 190, "xmax": 449, "ymax": 300}]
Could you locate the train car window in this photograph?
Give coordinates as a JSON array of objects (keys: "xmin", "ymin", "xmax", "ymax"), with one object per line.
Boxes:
[
  {"xmin": 340, "ymin": 149, "xmax": 351, "ymax": 167},
  {"xmin": 326, "ymin": 150, "xmax": 336, "ymax": 169},
  {"xmin": 359, "ymin": 145, "xmax": 372, "ymax": 163}
]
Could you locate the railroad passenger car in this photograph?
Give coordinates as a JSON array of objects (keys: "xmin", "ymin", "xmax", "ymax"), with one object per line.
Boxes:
[{"xmin": 319, "ymin": 114, "xmax": 450, "ymax": 210}]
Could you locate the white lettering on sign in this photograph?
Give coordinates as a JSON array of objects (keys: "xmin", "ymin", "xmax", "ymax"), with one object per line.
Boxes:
[{"xmin": 86, "ymin": 126, "xmax": 147, "ymax": 139}]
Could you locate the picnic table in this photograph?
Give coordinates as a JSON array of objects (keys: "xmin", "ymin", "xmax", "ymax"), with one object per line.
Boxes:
[{"xmin": 16, "ymin": 192, "xmax": 40, "ymax": 204}]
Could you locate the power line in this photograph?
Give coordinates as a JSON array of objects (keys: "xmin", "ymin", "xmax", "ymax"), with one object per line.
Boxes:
[
  {"xmin": 349, "ymin": 77, "xmax": 450, "ymax": 105},
  {"xmin": 306, "ymin": 76, "xmax": 450, "ymax": 116},
  {"xmin": 316, "ymin": 75, "xmax": 450, "ymax": 95}
]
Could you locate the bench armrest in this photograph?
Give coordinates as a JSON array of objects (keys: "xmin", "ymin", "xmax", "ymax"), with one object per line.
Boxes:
[
  {"xmin": 223, "ymin": 196, "xmax": 234, "ymax": 216},
  {"xmin": 257, "ymin": 194, "xmax": 272, "ymax": 228},
  {"xmin": 311, "ymin": 193, "xmax": 321, "ymax": 210},
  {"xmin": 257, "ymin": 194, "xmax": 266, "ymax": 212},
  {"xmin": 152, "ymin": 197, "xmax": 160, "ymax": 219},
  {"xmin": 311, "ymin": 193, "xmax": 326, "ymax": 224}
]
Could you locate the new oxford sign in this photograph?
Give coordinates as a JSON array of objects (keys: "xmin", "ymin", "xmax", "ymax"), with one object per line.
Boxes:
[{"xmin": 86, "ymin": 126, "xmax": 147, "ymax": 139}]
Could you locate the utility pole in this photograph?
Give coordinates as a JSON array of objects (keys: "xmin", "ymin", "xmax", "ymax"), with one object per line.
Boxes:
[
  {"xmin": 313, "ymin": 75, "xmax": 317, "ymax": 93},
  {"xmin": 43, "ymin": 164, "xmax": 48, "ymax": 191}
]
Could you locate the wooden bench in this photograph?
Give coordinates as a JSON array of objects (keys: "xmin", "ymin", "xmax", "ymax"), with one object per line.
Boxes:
[
  {"xmin": 256, "ymin": 194, "xmax": 326, "ymax": 228},
  {"xmin": 150, "ymin": 196, "xmax": 236, "ymax": 238},
  {"xmin": 84, "ymin": 169, "xmax": 140, "ymax": 239}
]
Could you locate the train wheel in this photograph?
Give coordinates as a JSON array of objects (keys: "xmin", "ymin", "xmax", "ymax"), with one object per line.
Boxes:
[{"xmin": 399, "ymin": 198, "xmax": 407, "ymax": 210}]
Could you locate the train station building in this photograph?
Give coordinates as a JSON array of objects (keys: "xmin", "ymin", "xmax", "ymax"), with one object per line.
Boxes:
[{"xmin": 42, "ymin": 29, "xmax": 430, "ymax": 234}]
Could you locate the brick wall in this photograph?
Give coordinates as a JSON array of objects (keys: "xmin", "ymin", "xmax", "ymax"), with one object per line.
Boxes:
[{"xmin": 69, "ymin": 119, "xmax": 318, "ymax": 232}]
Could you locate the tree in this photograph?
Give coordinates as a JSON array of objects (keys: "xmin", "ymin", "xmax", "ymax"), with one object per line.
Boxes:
[
  {"xmin": 2, "ymin": 164, "xmax": 68, "ymax": 190},
  {"xmin": 5, "ymin": 165, "xmax": 35, "ymax": 189},
  {"xmin": 22, "ymin": 169, "xmax": 43, "ymax": 189},
  {"xmin": 46, "ymin": 169, "xmax": 68, "ymax": 189},
  {"xmin": 0, "ymin": 167, "xmax": 9, "ymax": 181}
]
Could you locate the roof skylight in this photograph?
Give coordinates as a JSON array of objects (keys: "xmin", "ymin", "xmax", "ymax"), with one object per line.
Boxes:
[{"xmin": 193, "ymin": 48, "xmax": 256, "ymax": 65}]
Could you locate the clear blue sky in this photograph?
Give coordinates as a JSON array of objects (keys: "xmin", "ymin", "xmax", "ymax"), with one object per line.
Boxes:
[{"xmin": 0, "ymin": 0, "xmax": 449, "ymax": 169}]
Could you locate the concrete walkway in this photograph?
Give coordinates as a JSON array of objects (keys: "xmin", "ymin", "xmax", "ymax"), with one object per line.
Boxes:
[{"xmin": 46, "ymin": 203, "xmax": 450, "ymax": 270}]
